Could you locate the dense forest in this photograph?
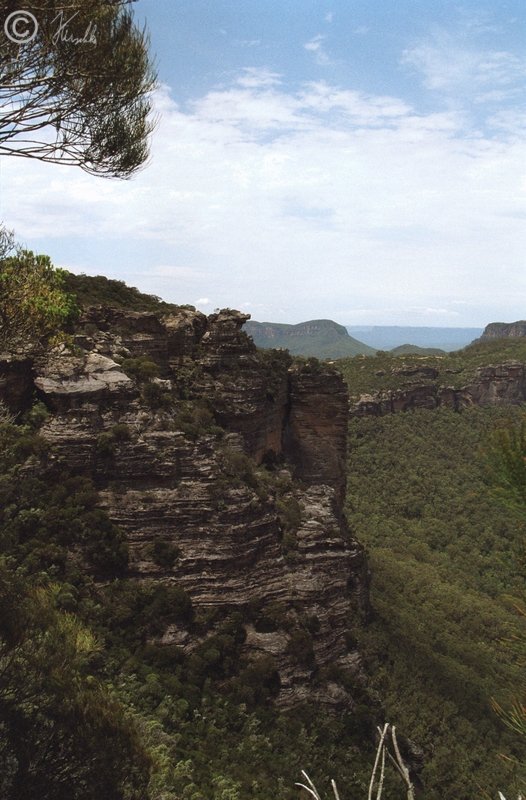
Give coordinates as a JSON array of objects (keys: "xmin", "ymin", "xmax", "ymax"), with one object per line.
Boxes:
[{"xmin": 343, "ymin": 402, "xmax": 526, "ymax": 798}]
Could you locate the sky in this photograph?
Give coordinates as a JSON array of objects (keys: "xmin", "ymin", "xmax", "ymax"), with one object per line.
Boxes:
[{"xmin": 1, "ymin": 0, "xmax": 526, "ymax": 326}]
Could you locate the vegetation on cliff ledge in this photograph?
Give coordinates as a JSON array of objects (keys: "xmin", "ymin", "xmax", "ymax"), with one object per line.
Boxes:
[
  {"xmin": 337, "ymin": 338, "xmax": 526, "ymax": 398},
  {"xmin": 0, "ymin": 234, "xmax": 78, "ymax": 352}
]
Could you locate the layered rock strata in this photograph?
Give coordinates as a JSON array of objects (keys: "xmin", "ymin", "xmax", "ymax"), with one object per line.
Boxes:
[
  {"xmin": 350, "ymin": 362, "xmax": 526, "ymax": 417},
  {"xmin": 2, "ymin": 306, "xmax": 369, "ymax": 708}
]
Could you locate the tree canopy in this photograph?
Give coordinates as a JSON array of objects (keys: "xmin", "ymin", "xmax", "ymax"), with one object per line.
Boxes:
[
  {"xmin": 0, "ymin": 232, "xmax": 77, "ymax": 352},
  {"xmin": 0, "ymin": 0, "xmax": 157, "ymax": 178},
  {"xmin": 0, "ymin": 564, "xmax": 151, "ymax": 800}
]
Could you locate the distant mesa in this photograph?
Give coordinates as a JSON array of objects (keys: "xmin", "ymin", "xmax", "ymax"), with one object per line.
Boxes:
[
  {"xmin": 243, "ymin": 319, "xmax": 376, "ymax": 359},
  {"xmin": 479, "ymin": 320, "xmax": 526, "ymax": 340}
]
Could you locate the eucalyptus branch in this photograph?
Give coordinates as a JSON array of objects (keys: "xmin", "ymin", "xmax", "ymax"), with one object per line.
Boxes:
[{"xmin": 0, "ymin": 0, "xmax": 157, "ymax": 177}]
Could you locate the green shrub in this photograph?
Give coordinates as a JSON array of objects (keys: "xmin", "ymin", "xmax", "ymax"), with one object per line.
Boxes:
[
  {"xmin": 221, "ymin": 448, "xmax": 258, "ymax": 488},
  {"xmin": 23, "ymin": 401, "xmax": 49, "ymax": 429},
  {"xmin": 82, "ymin": 509, "xmax": 129, "ymax": 577},
  {"xmin": 111, "ymin": 423, "xmax": 132, "ymax": 442},
  {"xmin": 276, "ymin": 496, "xmax": 302, "ymax": 531},
  {"xmin": 254, "ymin": 601, "xmax": 290, "ymax": 633},
  {"xmin": 151, "ymin": 540, "xmax": 180, "ymax": 569},
  {"xmin": 281, "ymin": 530, "xmax": 298, "ymax": 554},
  {"xmin": 141, "ymin": 381, "xmax": 173, "ymax": 410},
  {"xmin": 147, "ymin": 583, "xmax": 193, "ymax": 626},
  {"xmin": 96, "ymin": 431, "xmax": 116, "ymax": 458},
  {"xmin": 230, "ymin": 655, "xmax": 281, "ymax": 705},
  {"xmin": 102, "ymin": 582, "xmax": 193, "ymax": 647},
  {"xmin": 96, "ymin": 424, "xmax": 133, "ymax": 458},
  {"xmin": 193, "ymin": 405, "xmax": 214, "ymax": 427},
  {"xmin": 121, "ymin": 356, "xmax": 160, "ymax": 382}
]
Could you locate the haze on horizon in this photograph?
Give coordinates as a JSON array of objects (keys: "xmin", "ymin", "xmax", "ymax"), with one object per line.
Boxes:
[{"xmin": 1, "ymin": 0, "xmax": 525, "ymax": 328}]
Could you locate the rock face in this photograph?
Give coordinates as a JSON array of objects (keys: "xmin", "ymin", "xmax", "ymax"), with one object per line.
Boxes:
[
  {"xmin": 465, "ymin": 362, "xmax": 526, "ymax": 405},
  {"xmin": 284, "ymin": 365, "xmax": 349, "ymax": 504},
  {"xmin": 0, "ymin": 356, "xmax": 34, "ymax": 414},
  {"xmin": 480, "ymin": 320, "xmax": 526, "ymax": 340},
  {"xmin": 34, "ymin": 350, "xmax": 135, "ymax": 410},
  {"xmin": 350, "ymin": 362, "xmax": 526, "ymax": 417},
  {"xmin": 5, "ymin": 306, "xmax": 369, "ymax": 709}
]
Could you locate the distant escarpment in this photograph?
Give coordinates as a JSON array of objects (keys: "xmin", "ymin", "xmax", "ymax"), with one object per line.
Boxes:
[
  {"xmin": 347, "ymin": 361, "xmax": 526, "ymax": 417},
  {"xmin": 335, "ymin": 334, "xmax": 526, "ymax": 418},
  {"xmin": 0, "ymin": 306, "xmax": 369, "ymax": 709},
  {"xmin": 244, "ymin": 318, "xmax": 376, "ymax": 359},
  {"xmin": 479, "ymin": 320, "xmax": 526, "ymax": 340}
]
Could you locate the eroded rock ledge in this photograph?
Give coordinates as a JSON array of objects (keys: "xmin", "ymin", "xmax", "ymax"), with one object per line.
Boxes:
[
  {"xmin": 350, "ymin": 362, "xmax": 526, "ymax": 416},
  {"xmin": 0, "ymin": 306, "xmax": 369, "ymax": 709}
]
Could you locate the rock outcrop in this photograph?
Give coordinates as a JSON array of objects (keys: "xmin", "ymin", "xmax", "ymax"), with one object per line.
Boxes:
[
  {"xmin": 350, "ymin": 362, "xmax": 526, "ymax": 417},
  {"xmin": 479, "ymin": 320, "xmax": 526, "ymax": 340},
  {"xmin": 3, "ymin": 306, "xmax": 369, "ymax": 709},
  {"xmin": 465, "ymin": 362, "xmax": 526, "ymax": 405},
  {"xmin": 284, "ymin": 365, "xmax": 349, "ymax": 504}
]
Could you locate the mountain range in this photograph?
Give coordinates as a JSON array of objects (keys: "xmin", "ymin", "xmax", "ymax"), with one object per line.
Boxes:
[
  {"xmin": 347, "ymin": 325, "xmax": 483, "ymax": 351},
  {"xmin": 244, "ymin": 319, "xmax": 485, "ymax": 359}
]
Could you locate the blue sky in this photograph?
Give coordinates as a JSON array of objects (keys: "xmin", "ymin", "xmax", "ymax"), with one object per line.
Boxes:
[{"xmin": 2, "ymin": 0, "xmax": 526, "ymax": 325}]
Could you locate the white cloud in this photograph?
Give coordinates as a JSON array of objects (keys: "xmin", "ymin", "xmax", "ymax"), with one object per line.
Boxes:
[
  {"xmin": 304, "ymin": 34, "xmax": 332, "ymax": 66},
  {"xmin": 402, "ymin": 30, "xmax": 526, "ymax": 104},
  {"xmin": 412, "ymin": 307, "xmax": 461, "ymax": 317},
  {"xmin": 2, "ymin": 73, "xmax": 526, "ymax": 325},
  {"xmin": 236, "ymin": 67, "xmax": 281, "ymax": 88},
  {"xmin": 299, "ymin": 81, "xmax": 413, "ymax": 123},
  {"xmin": 325, "ymin": 12, "xmax": 334, "ymax": 24},
  {"xmin": 236, "ymin": 39, "xmax": 261, "ymax": 48}
]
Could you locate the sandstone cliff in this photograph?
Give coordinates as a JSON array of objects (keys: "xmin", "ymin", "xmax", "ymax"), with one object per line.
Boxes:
[
  {"xmin": 479, "ymin": 320, "xmax": 526, "ymax": 340},
  {"xmin": 349, "ymin": 361, "xmax": 526, "ymax": 417},
  {"xmin": 0, "ymin": 306, "xmax": 369, "ymax": 709}
]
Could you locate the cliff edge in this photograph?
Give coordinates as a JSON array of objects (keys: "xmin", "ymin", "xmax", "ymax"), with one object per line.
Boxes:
[{"xmin": 0, "ymin": 305, "xmax": 370, "ymax": 709}]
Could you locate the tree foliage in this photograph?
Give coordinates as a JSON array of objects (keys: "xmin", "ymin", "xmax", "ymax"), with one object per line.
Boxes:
[
  {"xmin": 0, "ymin": 243, "xmax": 78, "ymax": 351},
  {"xmin": 486, "ymin": 416, "xmax": 526, "ymax": 512},
  {"xmin": 0, "ymin": 565, "xmax": 151, "ymax": 800},
  {"xmin": 486, "ymin": 416, "xmax": 526, "ymax": 779},
  {"xmin": 346, "ymin": 406, "xmax": 526, "ymax": 798},
  {"xmin": 0, "ymin": 0, "xmax": 156, "ymax": 177}
]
